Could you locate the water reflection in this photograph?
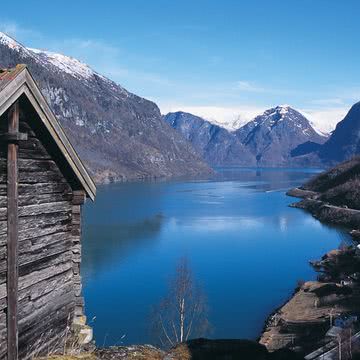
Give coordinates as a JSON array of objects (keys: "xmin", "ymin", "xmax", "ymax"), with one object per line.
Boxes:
[
  {"xmin": 82, "ymin": 168, "xmax": 350, "ymax": 346},
  {"xmin": 82, "ymin": 214, "xmax": 164, "ymax": 283},
  {"xmin": 212, "ymin": 167, "xmax": 322, "ymax": 191}
]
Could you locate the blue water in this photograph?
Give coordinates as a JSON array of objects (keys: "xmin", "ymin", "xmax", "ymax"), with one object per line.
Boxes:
[{"xmin": 82, "ymin": 168, "xmax": 352, "ymax": 346}]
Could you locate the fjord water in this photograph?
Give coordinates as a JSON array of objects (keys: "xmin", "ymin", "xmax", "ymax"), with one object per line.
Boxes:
[{"xmin": 82, "ymin": 168, "xmax": 351, "ymax": 346}]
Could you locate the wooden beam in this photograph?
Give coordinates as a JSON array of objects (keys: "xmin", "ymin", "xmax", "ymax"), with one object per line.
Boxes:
[
  {"xmin": 72, "ymin": 190, "xmax": 86, "ymax": 206},
  {"xmin": 0, "ymin": 133, "xmax": 27, "ymax": 142},
  {"xmin": 7, "ymin": 101, "xmax": 19, "ymax": 360}
]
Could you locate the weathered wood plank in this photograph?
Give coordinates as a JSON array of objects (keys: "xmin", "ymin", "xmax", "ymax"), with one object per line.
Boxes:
[
  {"xmin": 0, "ymin": 311, "xmax": 6, "ymax": 329},
  {"xmin": 0, "ymin": 257, "xmax": 73, "ymax": 299},
  {"xmin": 0, "ymin": 221, "xmax": 7, "ymax": 237},
  {"xmin": 20, "ymin": 330, "xmax": 66, "ymax": 360},
  {"xmin": 12, "ymin": 182, "xmax": 71, "ymax": 197},
  {"xmin": 27, "ymin": 269, "xmax": 73, "ymax": 302},
  {"xmin": 7, "ymin": 100, "xmax": 19, "ymax": 360},
  {"xmin": 19, "ymin": 306, "xmax": 72, "ymax": 356},
  {"xmin": 0, "ymin": 212, "xmax": 71, "ymax": 239},
  {"xmin": 30, "ymin": 231, "xmax": 72, "ymax": 251},
  {"xmin": 0, "ymin": 157, "xmax": 68, "ymax": 184},
  {"xmin": 19, "ymin": 222, "xmax": 70, "ymax": 243},
  {"xmin": 0, "ymin": 329, "xmax": 7, "ymax": 360},
  {"xmin": 18, "ymin": 201, "xmax": 71, "ymax": 218},
  {"xmin": 18, "ymin": 250, "xmax": 73, "ymax": 279},
  {"xmin": 0, "ymin": 138, "xmax": 52, "ymax": 160},
  {"xmin": 0, "ymin": 158, "xmax": 62, "ymax": 174},
  {"xmin": 19, "ymin": 281, "xmax": 74, "ymax": 319},
  {"xmin": 19, "ymin": 183, "xmax": 71, "ymax": 196},
  {"xmin": 0, "ymin": 245, "xmax": 6, "ymax": 261},
  {"xmin": 19, "ymin": 304, "xmax": 72, "ymax": 360},
  {"xmin": 19, "ymin": 286, "xmax": 75, "ymax": 335},
  {"xmin": 0, "ymin": 228, "xmax": 6, "ymax": 243},
  {"xmin": 72, "ymin": 190, "xmax": 86, "ymax": 205},
  {"xmin": 0, "ymin": 269, "xmax": 73, "ymax": 311},
  {"xmin": 19, "ymin": 159, "xmax": 58, "ymax": 171},
  {"xmin": 0, "ymin": 172, "xmax": 68, "ymax": 184},
  {"xmin": 0, "ymin": 237, "xmax": 72, "ymax": 274},
  {"xmin": 0, "ymin": 202, "xmax": 73, "ymax": 223},
  {"xmin": 0, "ymin": 192, "xmax": 72, "ymax": 208}
]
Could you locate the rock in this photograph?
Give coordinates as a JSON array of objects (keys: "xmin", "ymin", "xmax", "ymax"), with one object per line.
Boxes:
[
  {"xmin": 79, "ymin": 326, "xmax": 93, "ymax": 345},
  {"xmin": 172, "ymin": 339, "xmax": 303, "ymax": 360}
]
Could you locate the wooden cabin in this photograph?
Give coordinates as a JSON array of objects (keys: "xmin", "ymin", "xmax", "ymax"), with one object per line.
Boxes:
[{"xmin": 0, "ymin": 65, "xmax": 96, "ymax": 360}]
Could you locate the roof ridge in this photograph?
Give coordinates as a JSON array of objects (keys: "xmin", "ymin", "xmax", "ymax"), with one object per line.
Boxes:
[
  {"xmin": 0, "ymin": 64, "xmax": 27, "ymax": 92},
  {"xmin": 0, "ymin": 65, "xmax": 96, "ymax": 200}
]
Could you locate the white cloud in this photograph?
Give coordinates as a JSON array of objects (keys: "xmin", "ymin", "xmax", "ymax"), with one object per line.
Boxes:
[{"xmin": 300, "ymin": 107, "xmax": 348, "ymax": 134}]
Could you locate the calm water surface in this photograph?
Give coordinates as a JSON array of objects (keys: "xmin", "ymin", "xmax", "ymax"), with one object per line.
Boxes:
[{"xmin": 82, "ymin": 168, "xmax": 351, "ymax": 346}]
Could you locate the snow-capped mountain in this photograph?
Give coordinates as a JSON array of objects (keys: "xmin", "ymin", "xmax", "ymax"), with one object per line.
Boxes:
[
  {"xmin": 0, "ymin": 32, "xmax": 210, "ymax": 182},
  {"xmin": 235, "ymin": 105, "xmax": 328, "ymax": 166},
  {"xmin": 29, "ymin": 48, "xmax": 97, "ymax": 80},
  {"xmin": 205, "ymin": 115, "xmax": 249, "ymax": 132},
  {"xmin": 165, "ymin": 106, "xmax": 329, "ymax": 167},
  {"xmin": 163, "ymin": 112, "xmax": 255, "ymax": 166}
]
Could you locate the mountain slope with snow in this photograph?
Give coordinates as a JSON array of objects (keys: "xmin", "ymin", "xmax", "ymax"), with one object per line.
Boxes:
[
  {"xmin": 163, "ymin": 112, "xmax": 255, "ymax": 166},
  {"xmin": 235, "ymin": 105, "xmax": 328, "ymax": 166},
  {"xmin": 164, "ymin": 103, "xmax": 360, "ymax": 168},
  {"xmin": 0, "ymin": 32, "xmax": 211, "ymax": 182},
  {"xmin": 164, "ymin": 107, "xmax": 328, "ymax": 167},
  {"xmin": 204, "ymin": 115, "xmax": 249, "ymax": 132}
]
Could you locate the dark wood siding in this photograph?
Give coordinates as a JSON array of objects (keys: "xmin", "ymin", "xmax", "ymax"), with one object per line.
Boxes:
[
  {"xmin": 0, "ymin": 111, "xmax": 83, "ymax": 359},
  {"xmin": 0, "ymin": 114, "xmax": 7, "ymax": 359}
]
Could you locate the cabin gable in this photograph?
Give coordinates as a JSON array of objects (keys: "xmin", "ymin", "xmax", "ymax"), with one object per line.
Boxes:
[{"xmin": 0, "ymin": 66, "xmax": 94, "ymax": 360}]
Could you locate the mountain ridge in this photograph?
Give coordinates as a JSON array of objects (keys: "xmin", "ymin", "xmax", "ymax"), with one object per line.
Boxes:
[
  {"xmin": 318, "ymin": 101, "xmax": 360, "ymax": 164},
  {"xmin": 0, "ymin": 32, "xmax": 211, "ymax": 183},
  {"xmin": 165, "ymin": 106, "xmax": 329, "ymax": 167}
]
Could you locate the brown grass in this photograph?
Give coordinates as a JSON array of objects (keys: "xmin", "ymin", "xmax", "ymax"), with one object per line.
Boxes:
[
  {"xmin": 169, "ymin": 344, "xmax": 192, "ymax": 360},
  {"xmin": 35, "ymin": 353, "xmax": 96, "ymax": 360}
]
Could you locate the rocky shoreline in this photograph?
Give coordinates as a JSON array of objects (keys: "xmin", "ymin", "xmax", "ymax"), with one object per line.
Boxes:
[
  {"xmin": 259, "ymin": 185, "xmax": 360, "ymax": 356},
  {"xmin": 287, "ymin": 188, "xmax": 360, "ymax": 231}
]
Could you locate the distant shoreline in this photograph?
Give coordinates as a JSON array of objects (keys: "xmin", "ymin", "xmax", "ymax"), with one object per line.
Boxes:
[{"xmin": 259, "ymin": 182, "xmax": 360, "ymax": 356}]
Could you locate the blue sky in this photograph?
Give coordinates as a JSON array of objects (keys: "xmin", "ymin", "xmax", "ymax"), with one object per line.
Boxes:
[{"xmin": 1, "ymin": 0, "xmax": 360, "ymax": 132}]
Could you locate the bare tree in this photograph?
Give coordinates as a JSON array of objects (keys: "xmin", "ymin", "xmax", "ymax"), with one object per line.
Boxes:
[{"xmin": 151, "ymin": 257, "xmax": 210, "ymax": 348}]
